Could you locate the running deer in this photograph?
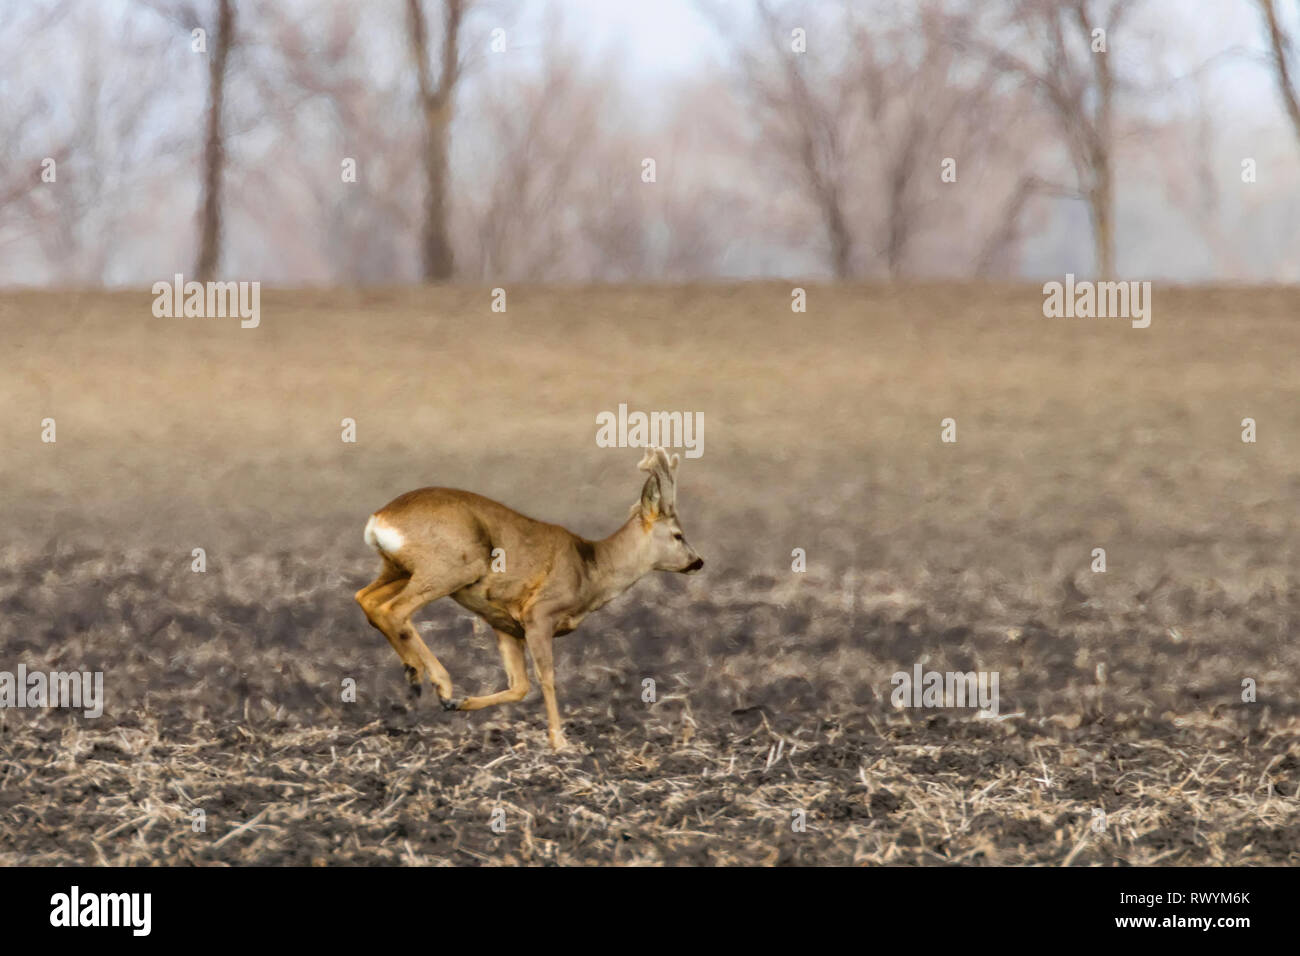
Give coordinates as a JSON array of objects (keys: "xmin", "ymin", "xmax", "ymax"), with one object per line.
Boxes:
[{"xmin": 354, "ymin": 448, "xmax": 703, "ymax": 751}]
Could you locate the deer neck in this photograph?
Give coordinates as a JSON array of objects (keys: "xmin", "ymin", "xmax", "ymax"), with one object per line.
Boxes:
[{"xmin": 583, "ymin": 515, "xmax": 655, "ymax": 610}]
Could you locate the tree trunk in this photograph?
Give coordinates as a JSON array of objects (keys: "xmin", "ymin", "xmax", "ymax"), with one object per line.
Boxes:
[
  {"xmin": 823, "ymin": 189, "xmax": 853, "ymax": 280},
  {"xmin": 884, "ymin": 159, "xmax": 914, "ymax": 279},
  {"xmin": 1088, "ymin": 5, "xmax": 1116, "ymax": 280},
  {"xmin": 1090, "ymin": 162, "xmax": 1115, "ymax": 279},
  {"xmin": 407, "ymin": 0, "xmax": 462, "ymax": 282},
  {"xmin": 196, "ymin": 0, "xmax": 234, "ymax": 282},
  {"xmin": 885, "ymin": 204, "xmax": 905, "ymax": 278},
  {"xmin": 1260, "ymin": 0, "xmax": 1300, "ymax": 152},
  {"xmin": 419, "ymin": 101, "xmax": 455, "ymax": 280}
]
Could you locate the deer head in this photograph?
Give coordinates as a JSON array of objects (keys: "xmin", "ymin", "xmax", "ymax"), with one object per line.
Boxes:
[{"xmin": 633, "ymin": 447, "xmax": 704, "ymax": 573}]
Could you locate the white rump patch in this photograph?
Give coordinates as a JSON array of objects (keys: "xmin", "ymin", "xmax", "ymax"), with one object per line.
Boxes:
[{"xmin": 364, "ymin": 515, "xmax": 404, "ymax": 555}]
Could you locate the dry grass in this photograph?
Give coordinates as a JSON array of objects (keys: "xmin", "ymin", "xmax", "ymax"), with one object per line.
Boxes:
[{"xmin": 1, "ymin": 283, "xmax": 1297, "ymax": 865}]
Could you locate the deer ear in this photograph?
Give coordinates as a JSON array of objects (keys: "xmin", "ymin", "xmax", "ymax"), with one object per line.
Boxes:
[
  {"xmin": 669, "ymin": 453, "xmax": 680, "ymax": 472},
  {"xmin": 640, "ymin": 473, "xmax": 661, "ymax": 519}
]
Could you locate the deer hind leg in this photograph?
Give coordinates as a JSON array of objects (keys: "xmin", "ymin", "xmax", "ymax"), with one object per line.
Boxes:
[
  {"xmin": 356, "ymin": 572, "xmax": 427, "ymax": 694},
  {"xmin": 374, "ymin": 564, "xmax": 486, "ymax": 704},
  {"xmin": 356, "ymin": 557, "xmax": 404, "ymax": 604},
  {"xmin": 451, "ymin": 628, "xmax": 529, "ymax": 712}
]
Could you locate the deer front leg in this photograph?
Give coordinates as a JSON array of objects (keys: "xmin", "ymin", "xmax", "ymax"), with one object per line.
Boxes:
[
  {"xmin": 524, "ymin": 621, "xmax": 567, "ymax": 751},
  {"xmin": 451, "ymin": 629, "xmax": 530, "ymax": 711}
]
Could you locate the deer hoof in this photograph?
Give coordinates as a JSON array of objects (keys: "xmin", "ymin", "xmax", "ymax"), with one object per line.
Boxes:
[{"xmin": 442, "ymin": 696, "xmax": 464, "ymax": 712}]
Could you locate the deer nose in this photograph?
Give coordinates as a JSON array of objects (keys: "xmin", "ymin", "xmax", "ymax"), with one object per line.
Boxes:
[{"xmin": 685, "ymin": 558, "xmax": 704, "ymax": 573}]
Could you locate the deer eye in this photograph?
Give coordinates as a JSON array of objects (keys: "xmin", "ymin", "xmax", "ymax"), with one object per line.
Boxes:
[{"xmin": 672, "ymin": 532, "xmax": 684, "ymax": 541}]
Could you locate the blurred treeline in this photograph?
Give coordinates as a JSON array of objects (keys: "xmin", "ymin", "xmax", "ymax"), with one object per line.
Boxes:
[{"xmin": 1, "ymin": 0, "xmax": 1298, "ymax": 286}]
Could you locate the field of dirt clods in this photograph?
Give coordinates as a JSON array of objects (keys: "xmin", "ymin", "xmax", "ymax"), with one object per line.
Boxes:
[{"xmin": 2, "ymin": 284, "xmax": 1298, "ymax": 865}]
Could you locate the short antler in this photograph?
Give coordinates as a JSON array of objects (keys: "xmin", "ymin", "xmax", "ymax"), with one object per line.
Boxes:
[
  {"xmin": 629, "ymin": 447, "xmax": 681, "ymax": 515},
  {"xmin": 637, "ymin": 446, "xmax": 679, "ymax": 513}
]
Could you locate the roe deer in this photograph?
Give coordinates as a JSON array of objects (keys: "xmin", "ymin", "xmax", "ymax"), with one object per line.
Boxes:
[{"xmin": 354, "ymin": 448, "xmax": 703, "ymax": 751}]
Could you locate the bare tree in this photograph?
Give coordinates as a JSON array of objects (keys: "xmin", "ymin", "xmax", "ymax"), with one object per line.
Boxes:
[
  {"xmin": 132, "ymin": 0, "xmax": 252, "ymax": 280},
  {"xmin": 852, "ymin": 4, "xmax": 1003, "ymax": 276},
  {"xmin": 973, "ymin": 174, "xmax": 1047, "ymax": 277},
  {"xmin": 706, "ymin": 1, "xmax": 1026, "ymax": 279},
  {"xmin": 0, "ymin": 2, "xmax": 74, "ymax": 258},
  {"xmin": 453, "ymin": 4, "xmax": 728, "ymax": 283},
  {"xmin": 1, "ymin": 2, "xmax": 172, "ymax": 282},
  {"xmin": 704, "ymin": 0, "xmax": 861, "ymax": 278},
  {"xmin": 1257, "ymin": 0, "xmax": 1300, "ymax": 150},
  {"xmin": 965, "ymin": 0, "xmax": 1141, "ymax": 278},
  {"xmin": 249, "ymin": 3, "xmax": 417, "ymax": 281},
  {"xmin": 468, "ymin": 52, "xmax": 603, "ymax": 279},
  {"xmin": 406, "ymin": 0, "xmax": 467, "ymax": 281}
]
